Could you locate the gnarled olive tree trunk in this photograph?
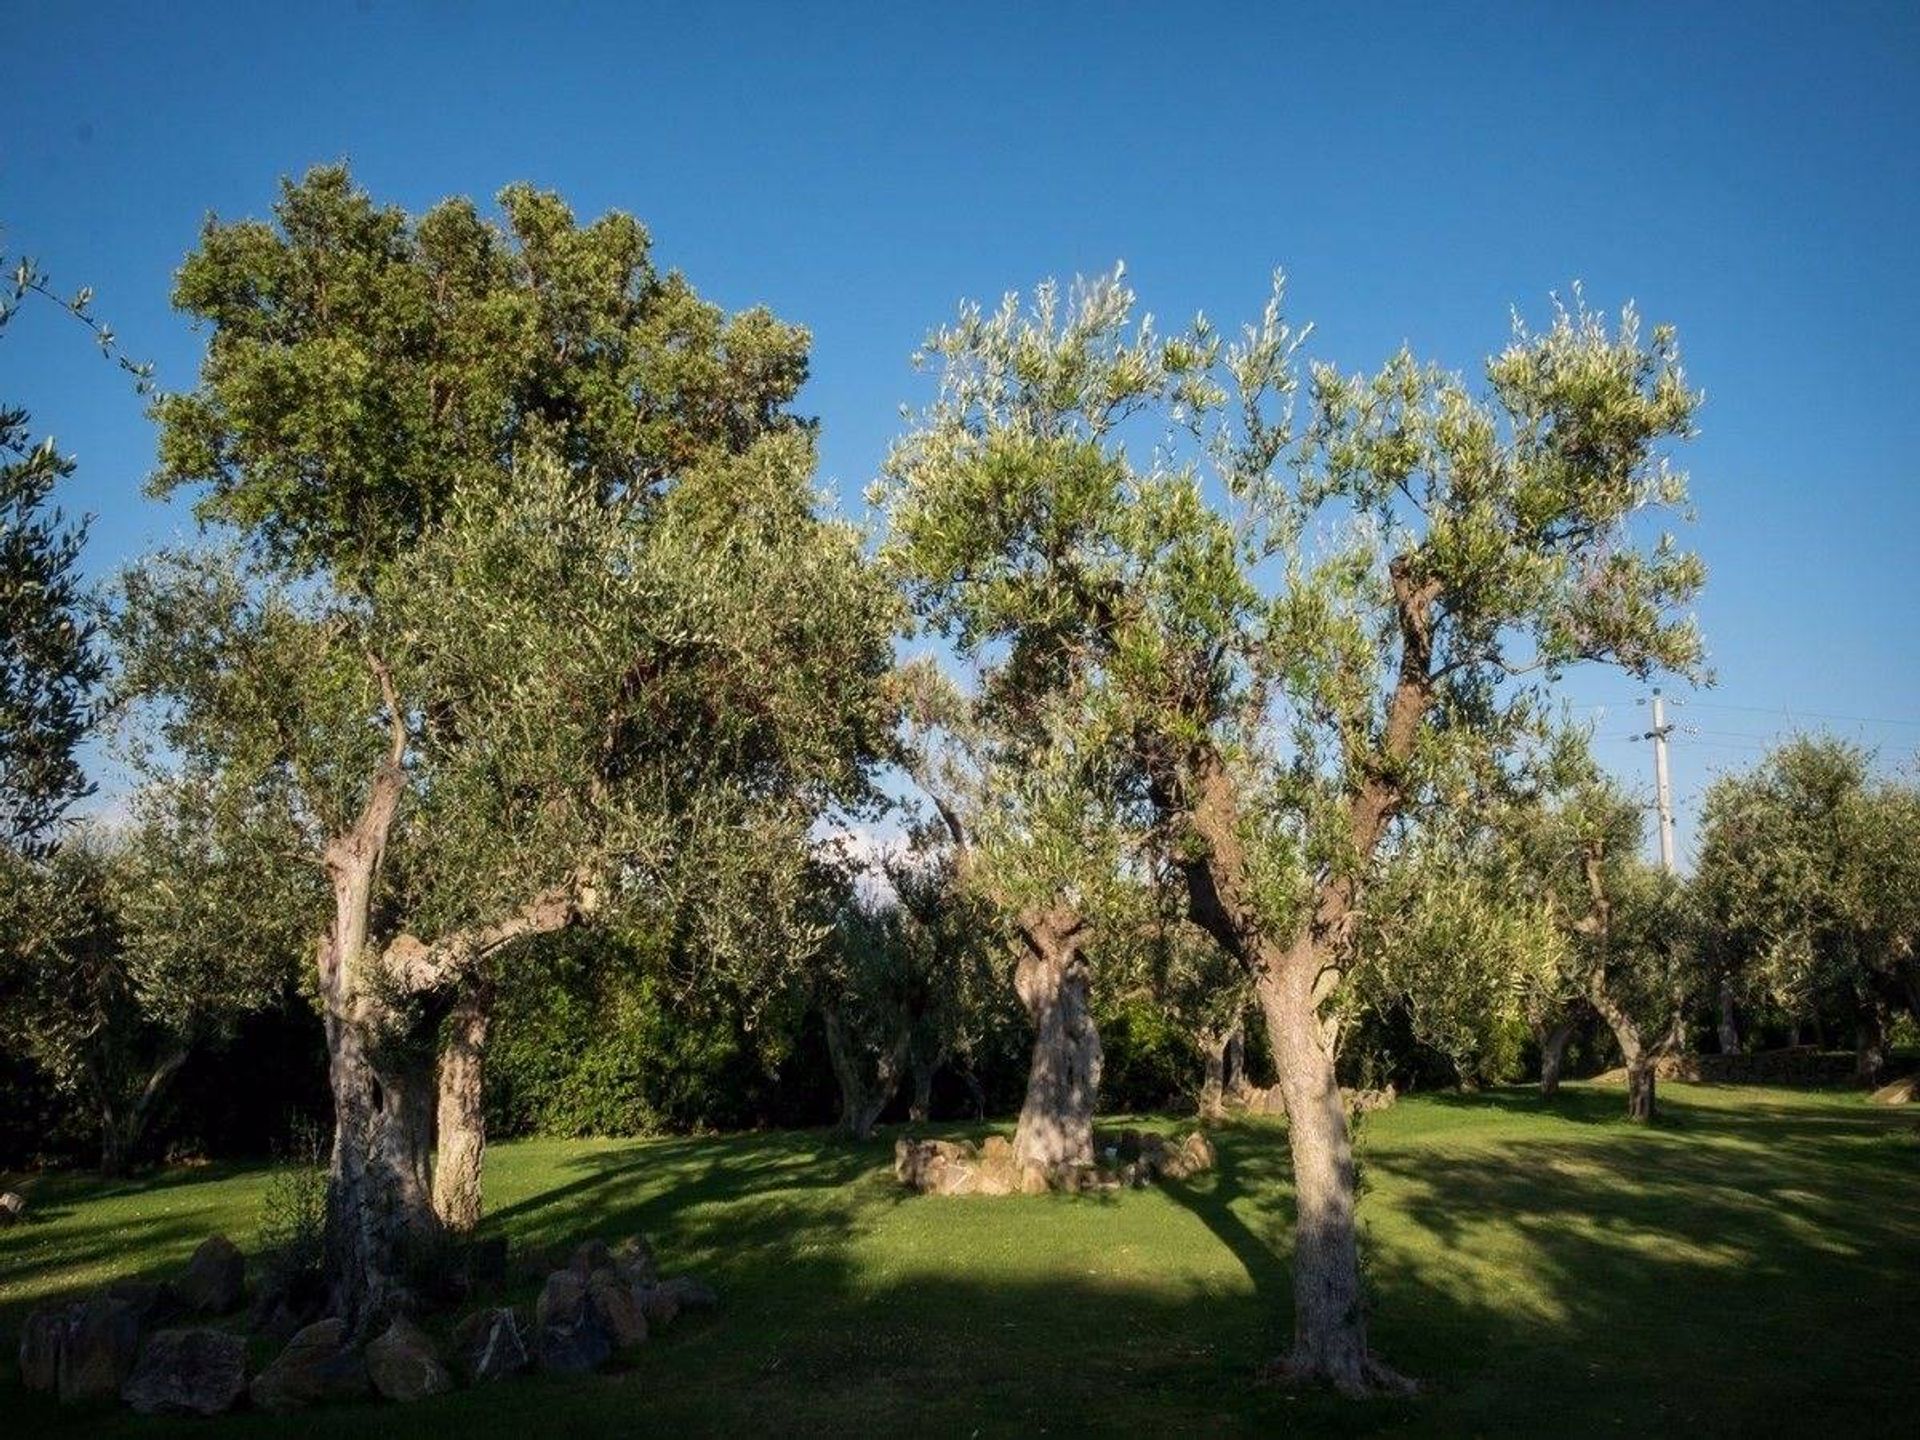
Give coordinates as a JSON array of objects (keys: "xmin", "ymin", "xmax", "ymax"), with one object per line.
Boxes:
[
  {"xmin": 907, "ymin": 1048, "xmax": 940, "ymax": 1124},
  {"xmin": 318, "ymin": 752, "xmax": 443, "ymax": 1332},
  {"xmin": 95, "ymin": 1046, "xmax": 190, "ymax": 1178},
  {"xmin": 432, "ymin": 982, "xmax": 493, "ymax": 1233},
  {"xmin": 1159, "ymin": 743, "xmax": 1414, "ymax": 1396},
  {"xmin": 1012, "ymin": 907, "xmax": 1101, "ymax": 1173},
  {"xmin": 1198, "ymin": 1024, "xmax": 1248, "ymax": 1117},
  {"xmin": 1537, "ymin": 1019, "xmax": 1575, "ymax": 1099},
  {"xmin": 1716, "ymin": 977, "xmax": 1740, "ymax": 1055},
  {"xmin": 822, "ymin": 1002, "xmax": 909, "ymax": 1141}
]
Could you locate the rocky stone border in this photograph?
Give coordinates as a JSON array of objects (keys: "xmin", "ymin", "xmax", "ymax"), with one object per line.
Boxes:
[
  {"xmin": 895, "ymin": 1127, "xmax": 1218, "ymax": 1197},
  {"xmin": 15, "ymin": 1229, "xmax": 720, "ymax": 1417}
]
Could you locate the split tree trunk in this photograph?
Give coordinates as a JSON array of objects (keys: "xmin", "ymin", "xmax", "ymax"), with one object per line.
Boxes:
[
  {"xmin": 822, "ymin": 1003, "xmax": 908, "ymax": 1141},
  {"xmin": 318, "ymin": 735, "xmax": 442, "ymax": 1332},
  {"xmin": 1716, "ymin": 978, "xmax": 1740, "ymax": 1055},
  {"xmin": 1538, "ymin": 1020, "xmax": 1575, "ymax": 1099},
  {"xmin": 1199, "ymin": 1028, "xmax": 1231, "ymax": 1119},
  {"xmin": 96, "ymin": 1047, "xmax": 190, "ymax": 1178},
  {"xmin": 432, "ymin": 983, "xmax": 493, "ymax": 1233},
  {"xmin": 1012, "ymin": 909, "xmax": 1101, "ymax": 1174},
  {"xmin": 908, "ymin": 1051, "xmax": 938, "ymax": 1124},
  {"xmin": 1855, "ymin": 1005, "xmax": 1888, "ymax": 1084}
]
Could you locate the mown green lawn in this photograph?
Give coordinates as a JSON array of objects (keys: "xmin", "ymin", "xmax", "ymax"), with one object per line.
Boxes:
[{"xmin": 3, "ymin": 1083, "xmax": 1916, "ymax": 1437}]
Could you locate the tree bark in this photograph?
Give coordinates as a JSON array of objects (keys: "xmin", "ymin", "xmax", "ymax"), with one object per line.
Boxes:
[
  {"xmin": 1624, "ymin": 1054, "xmax": 1656, "ymax": 1122},
  {"xmin": 96, "ymin": 1045, "xmax": 190, "ymax": 1177},
  {"xmin": 432, "ymin": 982, "xmax": 493, "ymax": 1233},
  {"xmin": 1854, "ymin": 1004, "xmax": 1888, "ymax": 1084},
  {"xmin": 822, "ymin": 1002, "xmax": 908, "ymax": 1140},
  {"xmin": 1199, "ymin": 1028, "xmax": 1230, "ymax": 1119},
  {"xmin": 1538, "ymin": 1020, "xmax": 1575, "ymax": 1099},
  {"xmin": 1012, "ymin": 909, "xmax": 1102, "ymax": 1173},
  {"xmin": 908, "ymin": 1050, "xmax": 938, "ymax": 1124},
  {"xmin": 1716, "ymin": 977, "xmax": 1740, "ymax": 1054}
]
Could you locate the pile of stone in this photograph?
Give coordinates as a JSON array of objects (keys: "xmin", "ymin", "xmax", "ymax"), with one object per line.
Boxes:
[
  {"xmin": 16, "ymin": 1230, "xmax": 719, "ymax": 1416},
  {"xmin": 19, "ymin": 1234, "xmax": 249, "ymax": 1413},
  {"xmin": 1869, "ymin": 1075, "xmax": 1918, "ymax": 1106},
  {"xmin": 894, "ymin": 1128, "xmax": 1217, "ymax": 1197},
  {"xmin": 0, "ymin": 1190, "xmax": 26, "ymax": 1226}
]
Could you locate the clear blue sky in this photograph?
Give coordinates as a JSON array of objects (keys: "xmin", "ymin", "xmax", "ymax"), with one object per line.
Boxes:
[{"xmin": 3, "ymin": 1, "xmax": 1917, "ymax": 857}]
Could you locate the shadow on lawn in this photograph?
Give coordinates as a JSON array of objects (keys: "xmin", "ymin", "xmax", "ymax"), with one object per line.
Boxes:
[{"xmin": 6, "ymin": 1094, "xmax": 1917, "ymax": 1438}]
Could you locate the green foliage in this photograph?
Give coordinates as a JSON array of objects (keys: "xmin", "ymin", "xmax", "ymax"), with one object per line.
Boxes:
[
  {"xmin": 152, "ymin": 167, "xmax": 810, "ymax": 587},
  {"xmin": 486, "ymin": 932, "xmax": 786, "ymax": 1138},
  {"xmin": 1695, "ymin": 735, "xmax": 1920, "ymax": 1030}
]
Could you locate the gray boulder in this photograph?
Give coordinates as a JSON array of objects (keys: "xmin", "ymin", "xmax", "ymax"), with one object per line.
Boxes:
[
  {"xmin": 249, "ymin": 1317, "xmax": 371, "ymax": 1411},
  {"xmin": 59, "ymin": 1294, "xmax": 142, "ymax": 1403},
  {"xmin": 611, "ymin": 1233, "xmax": 658, "ymax": 1286},
  {"xmin": 176, "ymin": 1235, "xmax": 246, "ymax": 1315},
  {"xmin": 534, "ymin": 1269, "xmax": 611, "ymax": 1374},
  {"xmin": 366, "ymin": 1314, "xmax": 453, "ymax": 1403},
  {"xmin": 121, "ymin": 1328, "xmax": 247, "ymax": 1416},
  {"xmin": 451, "ymin": 1306, "xmax": 529, "ymax": 1383},
  {"xmin": 587, "ymin": 1268, "xmax": 648, "ymax": 1349},
  {"xmin": 18, "ymin": 1305, "xmax": 66, "ymax": 1393},
  {"xmin": 0, "ymin": 1190, "xmax": 25, "ymax": 1225}
]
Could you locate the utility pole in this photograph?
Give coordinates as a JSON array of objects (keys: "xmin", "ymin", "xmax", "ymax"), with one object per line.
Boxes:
[{"xmin": 1640, "ymin": 688, "xmax": 1676, "ymax": 875}]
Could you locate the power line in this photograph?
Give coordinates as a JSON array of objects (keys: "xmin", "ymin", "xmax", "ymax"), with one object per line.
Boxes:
[{"xmin": 1599, "ymin": 698, "xmax": 1920, "ymax": 730}]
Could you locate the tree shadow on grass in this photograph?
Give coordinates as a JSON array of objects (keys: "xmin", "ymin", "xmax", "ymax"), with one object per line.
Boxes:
[{"xmin": 6, "ymin": 1093, "xmax": 1917, "ymax": 1438}]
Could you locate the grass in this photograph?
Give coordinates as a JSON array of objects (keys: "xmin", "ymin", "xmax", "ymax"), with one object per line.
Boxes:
[{"xmin": 3, "ymin": 1083, "xmax": 1917, "ymax": 1437}]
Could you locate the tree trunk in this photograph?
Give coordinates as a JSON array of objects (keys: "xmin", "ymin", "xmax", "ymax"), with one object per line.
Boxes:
[
  {"xmin": 96, "ymin": 1046, "xmax": 190, "ymax": 1177},
  {"xmin": 1224, "ymin": 1024, "xmax": 1250, "ymax": 1101},
  {"xmin": 318, "ymin": 738, "xmax": 443, "ymax": 1332},
  {"xmin": 1012, "ymin": 913, "xmax": 1101, "ymax": 1173},
  {"xmin": 959, "ymin": 1066, "xmax": 987, "ymax": 1121},
  {"xmin": 1199, "ymin": 1028, "xmax": 1230, "ymax": 1119},
  {"xmin": 822, "ymin": 1003, "xmax": 907, "ymax": 1141},
  {"xmin": 1716, "ymin": 977, "xmax": 1740, "ymax": 1054},
  {"xmin": 1538, "ymin": 1020, "xmax": 1575, "ymax": 1098},
  {"xmin": 432, "ymin": 983, "xmax": 492, "ymax": 1233},
  {"xmin": 1255, "ymin": 951, "xmax": 1403, "ymax": 1396},
  {"xmin": 908, "ymin": 1051, "xmax": 937, "ymax": 1124},
  {"xmin": 1855, "ymin": 1004, "xmax": 1888, "ymax": 1084},
  {"xmin": 1624, "ymin": 1053, "xmax": 1656, "ymax": 1122}
]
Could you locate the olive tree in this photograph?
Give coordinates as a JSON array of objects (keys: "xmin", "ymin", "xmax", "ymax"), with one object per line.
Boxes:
[
  {"xmin": 1695, "ymin": 737, "xmax": 1920, "ymax": 1076},
  {"xmin": 879, "ymin": 269, "xmax": 1703, "ymax": 1391},
  {"xmin": 0, "ymin": 774, "xmax": 311, "ymax": 1172},
  {"xmin": 127, "ymin": 170, "xmax": 895, "ymax": 1325},
  {"xmin": 897, "ymin": 660, "xmax": 1135, "ymax": 1173}
]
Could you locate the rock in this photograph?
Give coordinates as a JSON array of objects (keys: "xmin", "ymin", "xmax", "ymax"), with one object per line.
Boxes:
[
  {"xmin": 120, "ymin": 1328, "xmax": 247, "ymax": 1416},
  {"xmin": 980, "ymin": 1134, "xmax": 1015, "ymax": 1164},
  {"xmin": 176, "ymin": 1235, "xmax": 246, "ymax": 1316},
  {"xmin": 247, "ymin": 1270, "xmax": 327, "ymax": 1344},
  {"xmin": 451, "ymin": 1307, "xmax": 528, "ymax": 1383},
  {"xmin": 569, "ymin": 1238, "xmax": 614, "ymax": 1277},
  {"xmin": 534, "ymin": 1269, "xmax": 611, "ymax": 1374},
  {"xmin": 1340, "ymin": 1085, "xmax": 1398, "ymax": 1115},
  {"xmin": 366, "ymin": 1315, "xmax": 453, "ymax": 1402},
  {"xmin": 587, "ymin": 1268, "xmax": 648, "ymax": 1349},
  {"xmin": 895, "ymin": 1137, "xmax": 986, "ymax": 1195},
  {"xmin": 1161, "ymin": 1131, "xmax": 1217, "ymax": 1181},
  {"xmin": 248, "ymin": 1318, "xmax": 372, "ymax": 1411},
  {"xmin": 1869, "ymin": 1076, "xmax": 1918, "ymax": 1105},
  {"xmin": 59, "ymin": 1294, "xmax": 143, "ymax": 1403},
  {"xmin": 635, "ymin": 1285, "xmax": 679, "ymax": 1330},
  {"xmin": 0, "ymin": 1190, "xmax": 25, "ymax": 1225},
  {"xmin": 18, "ymin": 1305, "xmax": 65, "ymax": 1392},
  {"xmin": 611, "ymin": 1234, "xmax": 657, "ymax": 1286},
  {"xmin": 1019, "ymin": 1164, "xmax": 1052, "ymax": 1195}
]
